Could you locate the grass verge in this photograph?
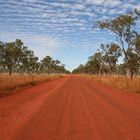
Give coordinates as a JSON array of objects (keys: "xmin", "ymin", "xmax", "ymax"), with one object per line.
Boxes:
[
  {"xmin": 86, "ymin": 75, "xmax": 140, "ymax": 94},
  {"xmin": 0, "ymin": 73, "xmax": 63, "ymax": 96}
]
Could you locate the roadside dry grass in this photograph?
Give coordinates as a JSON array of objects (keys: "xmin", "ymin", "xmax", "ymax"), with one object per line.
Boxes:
[
  {"xmin": 87, "ymin": 75, "xmax": 140, "ymax": 94},
  {"xmin": 0, "ymin": 73, "xmax": 63, "ymax": 95}
]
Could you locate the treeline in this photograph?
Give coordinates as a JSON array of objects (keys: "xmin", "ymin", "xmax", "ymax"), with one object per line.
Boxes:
[
  {"xmin": 0, "ymin": 39, "xmax": 70, "ymax": 75},
  {"xmin": 73, "ymin": 9, "xmax": 140, "ymax": 80}
]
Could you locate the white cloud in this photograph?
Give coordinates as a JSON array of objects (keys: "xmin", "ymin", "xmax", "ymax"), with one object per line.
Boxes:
[
  {"xmin": 87, "ymin": 0, "xmax": 121, "ymax": 7},
  {"xmin": 107, "ymin": 9, "xmax": 119, "ymax": 15},
  {"xmin": 87, "ymin": 0, "xmax": 105, "ymax": 5},
  {"xmin": 99, "ymin": 15, "xmax": 110, "ymax": 20},
  {"xmin": 0, "ymin": 31, "xmax": 64, "ymax": 58},
  {"xmin": 104, "ymin": 0, "xmax": 121, "ymax": 7},
  {"xmin": 47, "ymin": 2, "xmax": 85, "ymax": 10},
  {"xmin": 1, "ymin": 0, "xmax": 140, "ymax": 70},
  {"xmin": 120, "ymin": 3, "xmax": 140, "ymax": 10},
  {"xmin": 22, "ymin": 0, "xmax": 38, "ymax": 3}
]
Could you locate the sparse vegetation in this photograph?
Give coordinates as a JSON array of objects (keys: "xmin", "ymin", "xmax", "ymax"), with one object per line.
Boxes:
[
  {"xmin": 72, "ymin": 9, "xmax": 140, "ymax": 94},
  {"xmin": 0, "ymin": 39, "xmax": 70, "ymax": 75},
  {"xmin": 0, "ymin": 39, "xmax": 70, "ymax": 95},
  {"xmin": 1, "ymin": 9, "xmax": 140, "ymax": 95},
  {"xmin": 87, "ymin": 75, "xmax": 140, "ymax": 94},
  {"xmin": 73, "ymin": 9, "xmax": 140, "ymax": 81},
  {"xmin": 0, "ymin": 73, "xmax": 63, "ymax": 95}
]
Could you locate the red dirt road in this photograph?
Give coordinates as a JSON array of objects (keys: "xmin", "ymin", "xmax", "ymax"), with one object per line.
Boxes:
[{"xmin": 0, "ymin": 76, "xmax": 140, "ymax": 140}]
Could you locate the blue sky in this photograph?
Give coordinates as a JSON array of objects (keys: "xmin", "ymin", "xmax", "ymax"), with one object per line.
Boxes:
[{"xmin": 0, "ymin": 0, "xmax": 140, "ymax": 71}]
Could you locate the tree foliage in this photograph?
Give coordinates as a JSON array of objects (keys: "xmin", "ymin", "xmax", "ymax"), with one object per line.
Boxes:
[
  {"xmin": 0, "ymin": 39, "xmax": 24, "ymax": 75},
  {"xmin": 73, "ymin": 9, "xmax": 140, "ymax": 79},
  {"xmin": 73, "ymin": 43, "xmax": 121, "ymax": 75},
  {"xmin": 96, "ymin": 10, "xmax": 140, "ymax": 79},
  {"xmin": 0, "ymin": 40, "xmax": 69, "ymax": 75}
]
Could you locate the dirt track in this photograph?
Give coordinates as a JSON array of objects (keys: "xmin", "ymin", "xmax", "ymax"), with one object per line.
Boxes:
[{"xmin": 0, "ymin": 76, "xmax": 140, "ymax": 140}]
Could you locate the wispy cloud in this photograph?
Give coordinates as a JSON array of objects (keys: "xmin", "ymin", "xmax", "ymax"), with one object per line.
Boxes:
[
  {"xmin": 1, "ymin": 0, "xmax": 139, "ymax": 35},
  {"xmin": 0, "ymin": 31, "xmax": 64, "ymax": 58},
  {"xmin": 0, "ymin": 0, "xmax": 140, "ymax": 70},
  {"xmin": 86, "ymin": 0, "xmax": 121, "ymax": 7}
]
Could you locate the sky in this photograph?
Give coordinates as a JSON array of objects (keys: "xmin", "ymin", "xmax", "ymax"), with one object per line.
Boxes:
[{"xmin": 0, "ymin": 0, "xmax": 140, "ymax": 71}]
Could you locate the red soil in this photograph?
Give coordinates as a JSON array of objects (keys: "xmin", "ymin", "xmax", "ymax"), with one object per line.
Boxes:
[{"xmin": 0, "ymin": 75, "xmax": 140, "ymax": 140}]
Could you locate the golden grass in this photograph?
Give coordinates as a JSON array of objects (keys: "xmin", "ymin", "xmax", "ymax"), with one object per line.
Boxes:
[
  {"xmin": 87, "ymin": 75, "xmax": 140, "ymax": 94},
  {"xmin": 0, "ymin": 73, "xmax": 63, "ymax": 95}
]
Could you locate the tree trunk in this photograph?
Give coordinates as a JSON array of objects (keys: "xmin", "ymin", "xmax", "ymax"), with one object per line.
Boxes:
[
  {"xmin": 99, "ymin": 65, "xmax": 102, "ymax": 76},
  {"xmin": 8, "ymin": 66, "xmax": 12, "ymax": 75},
  {"xmin": 9, "ymin": 71, "xmax": 12, "ymax": 75},
  {"xmin": 130, "ymin": 70, "xmax": 133, "ymax": 81},
  {"xmin": 120, "ymin": 37, "xmax": 134, "ymax": 80}
]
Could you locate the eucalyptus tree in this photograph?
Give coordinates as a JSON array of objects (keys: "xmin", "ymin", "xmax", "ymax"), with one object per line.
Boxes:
[
  {"xmin": 40, "ymin": 56, "xmax": 67, "ymax": 74},
  {"xmin": 97, "ymin": 11, "xmax": 140, "ymax": 79},
  {"xmin": 41, "ymin": 56, "xmax": 53, "ymax": 74},
  {"xmin": 100, "ymin": 43, "xmax": 121, "ymax": 74},
  {"xmin": 50, "ymin": 59, "xmax": 61, "ymax": 73},
  {"xmin": 0, "ymin": 39, "xmax": 24, "ymax": 75},
  {"xmin": 86, "ymin": 52, "xmax": 104, "ymax": 75},
  {"xmin": 72, "ymin": 64, "xmax": 86, "ymax": 74},
  {"xmin": 20, "ymin": 47, "xmax": 39, "ymax": 74}
]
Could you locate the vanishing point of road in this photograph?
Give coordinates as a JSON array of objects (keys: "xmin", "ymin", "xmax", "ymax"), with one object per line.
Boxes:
[{"xmin": 0, "ymin": 76, "xmax": 140, "ymax": 140}]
